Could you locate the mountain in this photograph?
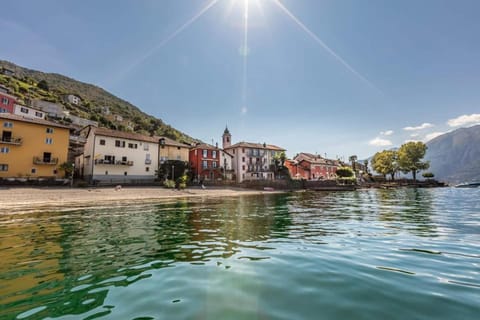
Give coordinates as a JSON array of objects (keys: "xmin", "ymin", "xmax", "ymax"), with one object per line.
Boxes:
[
  {"xmin": 0, "ymin": 60, "xmax": 197, "ymax": 144},
  {"xmin": 425, "ymin": 125, "xmax": 480, "ymax": 183}
]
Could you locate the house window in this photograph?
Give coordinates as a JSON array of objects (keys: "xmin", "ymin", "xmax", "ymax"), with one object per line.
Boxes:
[
  {"xmin": 213, "ymin": 161, "xmax": 217, "ymax": 168},
  {"xmin": 212, "ymin": 150, "xmax": 217, "ymax": 158},
  {"xmin": 46, "ymin": 138, "xmax": 53, "ymax": 144},
  {"xmin": 177, "ymin": 147, "xmax": 181, "ymax": 150},
  {"xmin": 46, "ymin": 127, "xmax": 54, "ymax": 134},
  {"xmin": 242, "ymin": 157, "xmax": 245, "ymax": 162},
  {"xmin": 124, "ymin": 172, "xmax": 127, "ymax": 176},
  {"xmin": 35, "ymin": 112, "xmax": 43, "ymax": 118},
  {"xmin": 203, "ymin": 150, "xmax": 208, "ymax": 158},
  {"xmin": 0, "ymin": 147, "xmax": 9, "ymax": 153},
  {"xmin": 105, "ymin": 171, "xmax": 108, "ymax": 175},
  {"xmin": 128, "ymin": 143, "xmax": 138, "ymax": 149},
  {"xmin": 122, "ymin": 156, "xmax": 127, "ymax": 162},
  {"xmin": 146, "ymin": 167, "xmax": 150, "ymax": 172},
  {"xmin": 31, "ymin": 168, "xmax": 36, "ymax": 174},
  {"xmin": 3, "ymin": 122, "xmax": 13, "ymax": 128},
  {"xmin": 0, "ymin": 108, "xmax": 7, "ymax": 113},
  {"xmin": 242, "ymin": 148, "xmax": 245, "ymax": 153},
  {"xmin": 242, "ymin": 165, "xmax": 245, "ymax": 170},
  {"xmin": 144, "ymin": 143, "xmax": 149, "ymax": 151},
  {"xmin": 20, "ymin": 107, "xmax": 29, "ymax": 114},
  {"xmin": 115, "ymin": 140, "xmax": 125, "ymax": 148},
  {"xmin": 1, "ymin": 97, "xmax": 9, "ymax": 105},
  {"xmin": 0, "ymin": 164, "xmax": 8, "ymax": 171},
  {"xmin": 177, "ymin": 155, "xmax": 181, "ymax": 160},
  {"xmin": 202, "ymin": 160, "xmax": 208, "ymax": 169},
  {"xmin": 232, "ymin": 149, "xmax": 235, "ymax": 154},
  {"xmin": 53, "ymin": 169, "xmax": 58, "ymax": 175},
  {"xmin": 99, "ymin": 139, "xmax": 106, "ymax": 145}
]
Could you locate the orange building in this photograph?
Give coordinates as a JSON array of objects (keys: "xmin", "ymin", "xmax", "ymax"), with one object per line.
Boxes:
[{"xmin": 0, "ymin": 114, "xmax": 70, "ymax": 178}]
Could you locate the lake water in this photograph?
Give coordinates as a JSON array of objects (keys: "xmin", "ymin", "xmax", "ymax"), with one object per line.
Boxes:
[{"xmin": 1, "ymin": 188, "xmax": 479, "ymax": 319}]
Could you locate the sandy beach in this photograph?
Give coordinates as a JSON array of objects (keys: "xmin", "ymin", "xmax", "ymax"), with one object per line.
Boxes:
[{"xmin": 0, "ymin": 186, "xmax": 285, "ymax": 213}]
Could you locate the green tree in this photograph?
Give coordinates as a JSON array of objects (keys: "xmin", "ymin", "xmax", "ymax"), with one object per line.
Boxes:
[
  {"xmin": 397, "ymin": 141, "xmax": 430, "ymax": 182},
  {"xmin": 371, "ymin": 150, "xmax": 398, "ymax": 180},
  {"xmin": 157, "ymin": 160, "xmax": 190, "ymax": 181},
  {"xmin": 335, "ymin": 166, "xmax": 354, "ymax": 178},
  {"xmin": 422, "ymin": 172, "xmax": 435, "ymax": 180},
  {"xmin": 59, "ymin": 162, "xmax": 74, "ymax": 178},
  {"xmin": 349, "ymin": 155, "xmax": 358, "ymax": 172},
  {"xmin": 37, "ymin": 80, "xmax": 49, "ymax": 91}
]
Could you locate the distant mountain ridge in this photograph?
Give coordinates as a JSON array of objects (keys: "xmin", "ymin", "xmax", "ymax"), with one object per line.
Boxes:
[
  {"xmin": 425, "ymin": 125, "xmax": 480, "ymax": 183},
  {"xmin": 0, "ymin": 60, "xmax": 197, "ymax": 144}
]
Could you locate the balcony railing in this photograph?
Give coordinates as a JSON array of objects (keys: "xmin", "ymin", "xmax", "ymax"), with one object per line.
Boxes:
[
  {"xmin": 1, "ymin": 137, "xmax": 22, "ymax": 145},
  {"xmin": 145, "ymin": 159, "xmax": 152, "ymax": 165},
  {"xmin": 95, "ymin": 159, "xmax": 134, "ymax": 166},
  {"xmin": 33, "ymin": 157, "xmax": 58, "ymax": 165},
  {"xmin": 246, "ymin": 151, "xmax": 266, "ymax": 157}
]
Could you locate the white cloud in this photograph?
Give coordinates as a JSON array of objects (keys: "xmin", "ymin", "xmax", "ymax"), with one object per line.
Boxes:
[
  {"xmin": 380, "ymin": 130, "xmax": 394, "ymax": 136},
  {"xmin": 241, "ymin": 106, "xmax": 248, "ymax": 115},
  {"xmin": 404, "ymin": 139, "xmax": 420, "ymax": 143},
  {"xmin": 410, "ymin": 133, "xmax": 419, "ymax": 137},
  {"xmin": 424, "ymin": 132, "xmax": 445, "ymax": 142},
  {"xmin": 369, "ymin": 137, "xmax": 392, "ymax": 147},
  {"xmin": 403, "ymin": 123, "xmax": 434, "ymax": 131},
  {"xmin": 447, "ymin": 114, "xmax": 480, "ymax": 127}
]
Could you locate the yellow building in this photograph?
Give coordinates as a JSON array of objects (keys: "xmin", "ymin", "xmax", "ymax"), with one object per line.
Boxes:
[
  {"xmin": 158, "ymin": 136, "xmax": 191, "ymax": 163},
  {"xmin": 0, "ymin": 113, "xmax": 70, "ymax": 178}
]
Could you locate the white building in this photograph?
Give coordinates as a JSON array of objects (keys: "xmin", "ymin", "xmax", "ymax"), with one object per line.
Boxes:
[
  {"xmin": 222, "ymin": 127, "xmax": 286, "ymax": 183},
  {"xmin": 77, "ymin": 126, "xmax": 159, "ymax": 184},
  {"xmin": 66, "ymin": 94, "xmax": 81, "ymax": 105},
  {"xmin": 14, "ymin": 104, "xmax": 45, "ymax": 120},
  {"xmin": 220, "ymin": 149, "xmax": 234, "ymax": 180}
]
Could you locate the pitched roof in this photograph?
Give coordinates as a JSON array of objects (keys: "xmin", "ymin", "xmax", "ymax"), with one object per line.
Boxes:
[
  {"xmin": 191, "ymin": 143, "xmax": 218, "ymax": 150},
  {"xmin": 0, "ymin": 113, "xmax": 70, "ymax": 129},
  {"xmin": 226, "ymin": 141, "xmax": 286, "ymax": 151},
  {"xmin": 90, "ymin": 126, "xmax": 158, "ymax": 143},
  {"xmin": 155, "ymin": 136, "xmax": 191, "ymax": 148}
]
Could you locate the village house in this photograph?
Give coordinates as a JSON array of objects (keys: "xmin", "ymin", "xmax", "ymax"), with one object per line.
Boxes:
[
  {"xmin": 31, "ymin": 99, "xmax": 66, "ymax": 118},
  {"xmin": 222, "ymin": 127, "xmax": 286, "ymax": 183},
  {"xmin": 65, "ymin": 94, "xmax": 81, "ymax": 105},
  {"xmin": 189, "ymin": 143, "xmax": 223, "ymax": 181},
  {"xmin": 0, "ymin": 113, "xmax": 70, "ymax": 179},
  {"xmin": 14, "ymin": 104, "xmax": 45, "ymax": 120},
  {"xmin": 77, "ymin": 126, "xmax": 159, "ymax": 184},
  {"xmin": 158, "ymin": 136, "xmax": 190, "ymax": 163},
  {"xmin": 286, "ymin": 152, "xmax": 340, "ymax": 180},
  {"xmin": 0, "ymin": 92, "xmax": 17, "ymax": 114}
]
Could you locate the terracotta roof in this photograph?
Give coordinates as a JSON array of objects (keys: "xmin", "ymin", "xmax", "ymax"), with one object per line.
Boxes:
[
  {"xmin": 91, "ymin": 126, "xmax": 158, "ymax": 143},
  {"xmin": 191, "ymin": 143, "xmax": 218, "ymax": 150},
  {"xmin": 0, "ymin": 113, "xmax": 70, "ymax": 129},
  {"xmin": 226, "ymin": 141, "xmax": 286, "ymax": 151},
  {"xmin": 154, "ymin": 136, "xmax": 191, "ymax": 148}
]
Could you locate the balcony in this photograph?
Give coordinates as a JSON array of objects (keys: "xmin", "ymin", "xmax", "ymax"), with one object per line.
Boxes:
[
  {"xmin": 33, "ymin": 157, "xmax": 58, "ymax": 165},
  {"xmin": 95, "ymin": 159, "xmax": 134, "ymax": 166},
  {"xmin": 246, "ymin": 151, "xmax": 265, "ymax": 157},
  {"xmin": 1, "ymin": 137, "xmax": 22, "ymax": 145},
  {"xmin": 145, "ymin": 159, "xmax": 152, "ymax": 165}
]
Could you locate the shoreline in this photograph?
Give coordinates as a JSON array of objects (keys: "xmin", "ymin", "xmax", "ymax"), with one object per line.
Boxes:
[{"xmin": 0, "ymin": 186, "xmax": 287, "ymax": 213}]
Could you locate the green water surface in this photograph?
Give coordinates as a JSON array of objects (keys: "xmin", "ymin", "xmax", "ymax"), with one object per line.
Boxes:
[{"xmin": 0, "ymin": 188, "xmax": 479, "ymax": 319}]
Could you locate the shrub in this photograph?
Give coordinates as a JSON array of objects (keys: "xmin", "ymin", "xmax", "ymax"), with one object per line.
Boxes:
[{"xmin": 163, "ymin": 179, "xmax": 175, "ymax": 188}]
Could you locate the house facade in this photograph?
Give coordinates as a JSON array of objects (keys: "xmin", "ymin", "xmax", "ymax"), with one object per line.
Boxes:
[
  {"xmin": 158, "ymin": 136, "xmax": 190, "ymax": 163},
  {"xmin": 189, "ymin": 143, "xmax": 222, "ymax": 181},
  {"xmin": 66, "ymin": 94, "xmax": 81, "ymax": 105},
  {"xmin": 222, "ymin": 127, "xmax": 286, "ymax": 183},
  {"xmin": 0, "ymin": 113, "xmax": 69, "ymax": 178},
  {"xmin": 14, "ymin": 104, "xmax": 45, "ymax": 120},
  {"xmin": 287, "ymin": 153, "xmax": 339, "ymax": 180},
  {"xmin": 78, "ymin": 126, "xmax": 159, "ymax": 183},
  {"xmin": 31, "ymin": 100, "xmax": 65, "ymax": 118},
  {"xmin": 0, "ymin": 92, "xmax": 16, "ymax": 114}
]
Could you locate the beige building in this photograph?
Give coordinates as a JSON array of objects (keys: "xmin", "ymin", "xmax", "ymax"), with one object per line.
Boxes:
[
  {"xmin": 157, "ymin": 136, "xmax": 190, "ymax": 163},
  {"xmin": 222, "ymin": 127, "xmax": 286, "ymax": 183},
  {"xmin": 78, "ymin": 126, "xmax": 159, "ymax": 183}
]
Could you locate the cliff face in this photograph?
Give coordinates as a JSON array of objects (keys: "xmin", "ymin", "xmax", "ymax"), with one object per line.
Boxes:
[{"xmin": 425, "ymin": 125, "xmax": 480, "ymax": 183}]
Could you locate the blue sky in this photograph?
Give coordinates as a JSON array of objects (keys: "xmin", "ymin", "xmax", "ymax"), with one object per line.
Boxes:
[{"xmin": 1, "ymin": 0, "xmax": 480, "ymax": 159}]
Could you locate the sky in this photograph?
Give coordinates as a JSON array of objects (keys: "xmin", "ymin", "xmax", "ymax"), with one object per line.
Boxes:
[{"xmin": 1, "ymin": 0, "xmax": 480, "ymax": 159}]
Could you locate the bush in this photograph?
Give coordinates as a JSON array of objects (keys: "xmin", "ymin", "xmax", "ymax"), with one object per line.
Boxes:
[
  {"xmin": 163, "ymin": 179, "xmax": 175, "ymax": 188},
  {"xmin": 176, "ymin": 174, "xmax": 188, "ymax": 189}
]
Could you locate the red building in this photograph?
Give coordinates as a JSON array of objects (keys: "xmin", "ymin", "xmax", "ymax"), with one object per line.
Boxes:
[
  {"xmin": 286, "ymin": 153, "xmax": 340, "ymax": 180},
  {"xmin": 0, "ymin": 92, "xmax": 16, "ymax": 114},
  {"xmin": 189, "ymin": 143, "xmax": 222, "ymax": 181}
]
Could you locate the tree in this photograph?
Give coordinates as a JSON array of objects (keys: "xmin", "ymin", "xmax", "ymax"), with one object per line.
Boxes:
[
  {"xmin": 422, "ymin": 172, "xmax": 435, "ymax": 180},
  {"xmin": 59, "ymin": 162, "xmax": 74, "ymax": 178},
  {"xmin": 157, "ymin": 160, "xmax": 190, "ymax": 181},
  {"xmin": 371, "ymin": 150, "xmax": 398, "ymax": 180},
  {"xmin": 37, "ymin": 80, "xmax": 49, "ymax": 91},
  {"xmin": 335, "ymin": 166, "xmax": 354, "ymax": 178},
  {"xmin": 397, "ymin": 141, "xmax": 430, "ymax": 182}
]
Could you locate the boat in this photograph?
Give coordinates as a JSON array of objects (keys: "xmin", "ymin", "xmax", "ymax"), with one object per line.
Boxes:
[{"xmin": 454, "ymin": 182, "xmax": 480, "ymax": 188}]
